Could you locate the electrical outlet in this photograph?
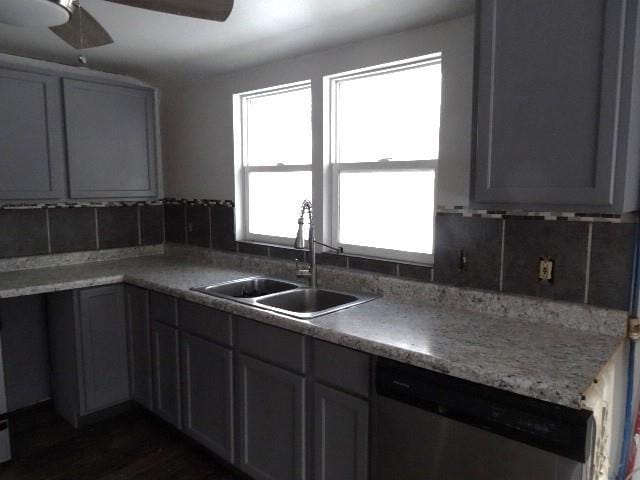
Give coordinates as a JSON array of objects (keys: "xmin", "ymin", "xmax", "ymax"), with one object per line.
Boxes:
[{"xmin": 538, "ymin": 257, "xmax": 554, "ymax": 283}]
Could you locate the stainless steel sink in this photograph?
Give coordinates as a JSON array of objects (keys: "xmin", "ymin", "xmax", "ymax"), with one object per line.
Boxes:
[
  {"xmin": 191, "ymin": 276, "xmax": 376, "ymax": 319},
  {"xmin": 192, "ymin": 277, "xmax": 300, "ymax": 299},
  {"xmin": 255, "ymin": 288, "xmax": 376, "ymax": 319}
]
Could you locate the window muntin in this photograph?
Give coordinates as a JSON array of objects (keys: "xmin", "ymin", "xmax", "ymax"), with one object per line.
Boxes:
[
  {"xmin": 238, "ymin": 82, "xmax": 312, "ymax": 244},
  {"xmin": 329, "ymin": 55, "xmax": 442, "ymax": 262}
]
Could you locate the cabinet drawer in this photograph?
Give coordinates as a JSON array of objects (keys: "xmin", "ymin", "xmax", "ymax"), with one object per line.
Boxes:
[
  {"xmin": 149, "ymin": 291, "xmax": 178, "ymax": 326},
  {"xmin": 179, "ymin": 300, "xmax": 233, "ymax": 346},
  {"xmin": 237, "ymin": 317, "xmax": 306, "ymax": 373},
  {"xmin": 313, "ymin": 340, "xmax": 370, "ymax": 397}
]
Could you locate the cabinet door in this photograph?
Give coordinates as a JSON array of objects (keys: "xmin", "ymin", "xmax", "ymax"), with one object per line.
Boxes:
[
  {"xmin": 237, "ymin": 354, "xmax": 306, "ymax": 480},
  {"xmin": 181, "ymin": 333, "xmax": 234, "ymax": 461},
  {"xmin": 314, "ymin": 384, "xmax": 369, "ymax": 480},
  {"xmin": 0, "ymin": 67, "xmax": 64, "ymax": 199},
  {"xmin": 78, "ymin": 286, "xmax": 130, "ymax": 414},
  {"xmin": 151, "ymin": 321, "xmax": 181, "ymax": 428},
  {"xmin": 63, "ymin": 79, "xmax": 157, "ymax": 199},
  {"xmin": 125, "ymin": 286, "xmax": 152, "ymax": 409},
  {"xmin": 474, "ymin": 0, "xmax": 627, "ymax": 208}
]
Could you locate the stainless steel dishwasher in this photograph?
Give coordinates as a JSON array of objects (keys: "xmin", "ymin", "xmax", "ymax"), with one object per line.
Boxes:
[{"xmin": 372, "ymin": 359, "xmax": 595, "ymax": 480}]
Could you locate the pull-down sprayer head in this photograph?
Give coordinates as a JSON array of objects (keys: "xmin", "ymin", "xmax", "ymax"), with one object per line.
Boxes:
[{"xmin": 294, "ymin": 216, "xmax": 306, "ymax": 249}]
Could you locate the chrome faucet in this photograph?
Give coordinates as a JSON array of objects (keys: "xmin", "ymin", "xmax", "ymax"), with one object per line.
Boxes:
[{"xmin": 294, "ymin": 200, "xmax": 343, "ymax": 288}]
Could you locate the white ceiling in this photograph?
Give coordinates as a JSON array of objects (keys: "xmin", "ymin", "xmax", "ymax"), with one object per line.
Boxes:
[{"xmin": 0, "ymin": 0, "xmax": 474, "ymax": 80}]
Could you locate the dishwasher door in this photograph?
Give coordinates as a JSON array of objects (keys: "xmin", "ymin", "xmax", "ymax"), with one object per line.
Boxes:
[
  {"xmin": 373, "ymin": 395, "xmax": 585, "ymax": 480},
  {"xmin": 372, "ymin": 359, "xmax": 592, "ymax": 480}
]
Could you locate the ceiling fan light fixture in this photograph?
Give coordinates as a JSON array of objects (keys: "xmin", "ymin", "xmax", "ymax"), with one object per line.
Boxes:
[{"xmin": 0, "ymin": 0, "xmax": 75, "ymax": 27}]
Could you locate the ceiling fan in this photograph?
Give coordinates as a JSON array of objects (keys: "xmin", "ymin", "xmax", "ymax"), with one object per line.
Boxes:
[{"xmin": 0, "ymin": 0, "xmax": 234, "ymax": 49}]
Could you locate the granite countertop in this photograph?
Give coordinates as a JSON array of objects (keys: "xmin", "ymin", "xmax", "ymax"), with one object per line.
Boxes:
[{"xmin": 0, "ymin": 254, "xmax": 624, "ymax": 409}]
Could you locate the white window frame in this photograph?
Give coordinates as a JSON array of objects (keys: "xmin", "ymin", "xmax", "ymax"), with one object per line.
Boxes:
[
  {"xmin": 234, "ymin": 80, "xmax": 312, "ymax": 246},
  {"xmin": 327, "ymin": 54, "xmax": 442, "ymax": 264}
]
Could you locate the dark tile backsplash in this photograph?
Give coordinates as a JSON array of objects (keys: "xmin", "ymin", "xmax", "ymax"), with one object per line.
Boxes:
[
  {"xmin": 348, "ymin": 256, "xmax": 398, "ymax": 275},
  {"xmin": 186, "ymin": 205, "xmax": 211, "ymax": 248},
  {"xmin": 164, "ymin": 204, "xmax": 186, "ymax": 244},
  {"xmin": 97, "ymin": 206, "xmax": 139, "ymax": 249},
  {"xmin": 0, "ymin": 199, "xmax": 635, "ymax": 313},
  {"xmin": 0, "ymin": 204, "xmax": 164, "ymax": 260},
  {"xmin": 503, "ymin": 219, "xmax": 589, "ymax": 303},
  {"xmin": 211, "ymin": 205, "xmax": 236, "ymax": 252},
  {"xmin": 588, "ymin": 222, "xmax": 636, "ymax": 310},
  {"xmin": 140, "ymin": 205, "xmax": 164, "ymax": 246},
  {"xmin": 0, "ymin": 209, "xmax": 49, "ymax": 259},
  {"xmin": 49, "ymin": 208, "xmax": 97, "ymax": 254},
  {"xmin": 434, "ymin": 215, "xmax": 502, "ymax": 291}
]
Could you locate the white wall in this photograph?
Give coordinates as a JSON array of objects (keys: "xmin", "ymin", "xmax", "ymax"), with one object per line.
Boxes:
[{"xmin": 161, "ymin": 15, "xmax": 474, "ymax": 206}]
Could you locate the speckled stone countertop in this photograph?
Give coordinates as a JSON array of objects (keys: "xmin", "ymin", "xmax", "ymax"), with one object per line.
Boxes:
[{"xmin": 0, "ymin": 252, "xmax": 624, "ymax": 409}]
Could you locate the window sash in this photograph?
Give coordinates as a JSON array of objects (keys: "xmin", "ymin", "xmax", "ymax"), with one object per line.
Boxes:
[
  {"xmin": 242, "ymin": 164, "xmax": 312, "ymax": 244},
  {"xmin": 237, "ymin": 80, "xmax": 312, "ymax": 245},
  {"xmin": 330, "ymin": 161, "xmax": 436, "ymax": 264}
]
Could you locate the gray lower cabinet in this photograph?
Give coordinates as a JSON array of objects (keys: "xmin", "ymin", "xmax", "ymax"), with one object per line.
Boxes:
[
  {"xmin": 0, "ymin": 67, "xmax": 65, "ymax": 200},
  {"xmin": 181, "ymin": 333, "xmax": 234, "ymax": 461},
  {"xmin": 237, "ymin": 354, "xmax": 306, "ymax": 480},
  {"xmin": 125, "ymin": 286, "xmax": 152, "ymax": 409},
  {"xmin": 313, "ymin": 384, "xmax": 369, "ymax": 480},
  {"xmin": 63, "ymin": 78, "xmax": 157, "ymax": 199},
  {"xmin": 151, "ymin": 320, "xmax": 181, "ymax": 428},
  {"xmin": 473, "ymin": 0, "xmax": 640, "ymax": 211},
  {"xmin": 48, "ymin": 285, "xmax": 130, "ymax": 427}
]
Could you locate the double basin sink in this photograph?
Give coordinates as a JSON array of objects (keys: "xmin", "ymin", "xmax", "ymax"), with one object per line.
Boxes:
[{"xmin": 192, "ymin": 277, "xmax": 377, "ymax": 319}]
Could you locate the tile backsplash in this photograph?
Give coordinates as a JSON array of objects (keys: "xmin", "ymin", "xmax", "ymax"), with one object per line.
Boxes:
[
  {"xmin": 0, "ymin": 199, "xmax": 636, "ymax": 312},
  {"xmin": 0, "ymin": 202, "xmax": 164, "ymax": 258}
]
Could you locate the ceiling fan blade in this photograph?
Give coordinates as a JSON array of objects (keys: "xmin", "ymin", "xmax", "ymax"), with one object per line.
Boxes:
[
  {"xmin": 104, "ymin": 0, "xmax": 234, "ymax": 22},
  {"xmin": 50, "ymin": 6, "xmax": 114, "ymax": 50}
]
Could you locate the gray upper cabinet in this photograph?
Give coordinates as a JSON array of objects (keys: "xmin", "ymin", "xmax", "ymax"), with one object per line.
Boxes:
[
  {"xmin": 125, "ymin": 286, "xmax": 152, "ymax": 409},
  {"xmin": 181, "ymin": 333, "xmax": 234, "ymax": 462},
  {"xmin": 0, "ymin": 68, "xmax": 65, "ymax": 200},
  {"xmin": 237, "ymin": 354, "xmax": 306, "ymax": 480},
  {"xmin": 474, "ymin": 0, "xmax": 640, "ymax": 211},
  {"xmin": 63, "ymin": 79, "xmax": 157, "ymax": 199}
]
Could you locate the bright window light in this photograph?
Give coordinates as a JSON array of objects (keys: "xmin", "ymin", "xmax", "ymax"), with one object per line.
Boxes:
[
  {"xmin": 336, "ymin": 61, "xmax": 441, "ymax": 163},
  {"xmin": 329, "ymin": 55, "xmax": 441, "ymax": 262},
  {"xmin": 237, "ymin": 82, "xmax": 312, "ymax": 243},
  {"xmin": 246, "ymin": 88, "xmax": 312, "ymax": 166},
  {"xmin": 338, "ymin": 170, "xmax": 435, "ymax": 254},
  {"xmin": 248, "ymin": 171, "xmax": 311, "ymax": 239}
]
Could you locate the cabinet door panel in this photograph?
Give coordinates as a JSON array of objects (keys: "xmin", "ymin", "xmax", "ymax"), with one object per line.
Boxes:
[
  {"xmin": 237, "ymin": 354, "xmax": 305, "ymax": 480},
  {"xmin": 126, "ymin": 286, "xmax": 152, "ymax": 409},
  {"xmin": 314, "ymin": 384, "xmax": 369, "ymax": 480},
  {"xmin": 151, "ymin": 321, "xmax": 181, "ymax": 428},
  {"xmin": 63, "ymin": 79, "xmax": 157, "ymax": 198},
  {"xmin": 475, "ymin": 0, "xmax": 626, "ymax": 207},
  {"xmin": 78, "ymin": 286, "xmax": 129, "ymax": 414},
  {"xmin": 181, "ymin": 333, "xmax": 234, "ymax": 461},
  {"xmin": 0, "ymin": 68, "xmax": 64, "ymax": 199}
]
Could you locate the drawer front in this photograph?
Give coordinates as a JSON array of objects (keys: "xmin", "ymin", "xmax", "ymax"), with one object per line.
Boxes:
[
  {"xmin": 149, "ymin": 291, "xmax": 178, "ymax": 326},
  {"xmin": 313, "ymin": 340, "xmax": 370, "ymax": 398},
  {"xmin": 237, "ymin": 317, "xmax": 306, "ymax": 373},
  {"xmin": 179, "ymin": 300, "xmax": 233, "ymax": 346}
]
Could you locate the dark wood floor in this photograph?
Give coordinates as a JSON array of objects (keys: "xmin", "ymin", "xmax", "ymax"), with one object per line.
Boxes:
[{"xmin": 0, "ymin": 403, "xmax": 243, "ymax": 480}]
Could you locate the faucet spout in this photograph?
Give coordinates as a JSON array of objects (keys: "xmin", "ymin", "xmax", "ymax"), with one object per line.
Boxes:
[{"xmin": 293, "ymin": 200, "xmax": 343, "ymax": 289}]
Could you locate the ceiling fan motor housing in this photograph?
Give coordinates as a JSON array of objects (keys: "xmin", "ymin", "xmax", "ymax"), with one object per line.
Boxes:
[{"xmin": 0, "ymin": 0, "xmax": 75, "ymax": 27}]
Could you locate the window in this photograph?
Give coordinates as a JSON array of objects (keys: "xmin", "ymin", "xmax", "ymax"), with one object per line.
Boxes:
[
  {"xmin": 328, "ymin": 54, "xmax": 442, "ymax": 263},
  {"xmin": 235, "ymin": 82, "xmax": 312, "ymax": 244}
]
